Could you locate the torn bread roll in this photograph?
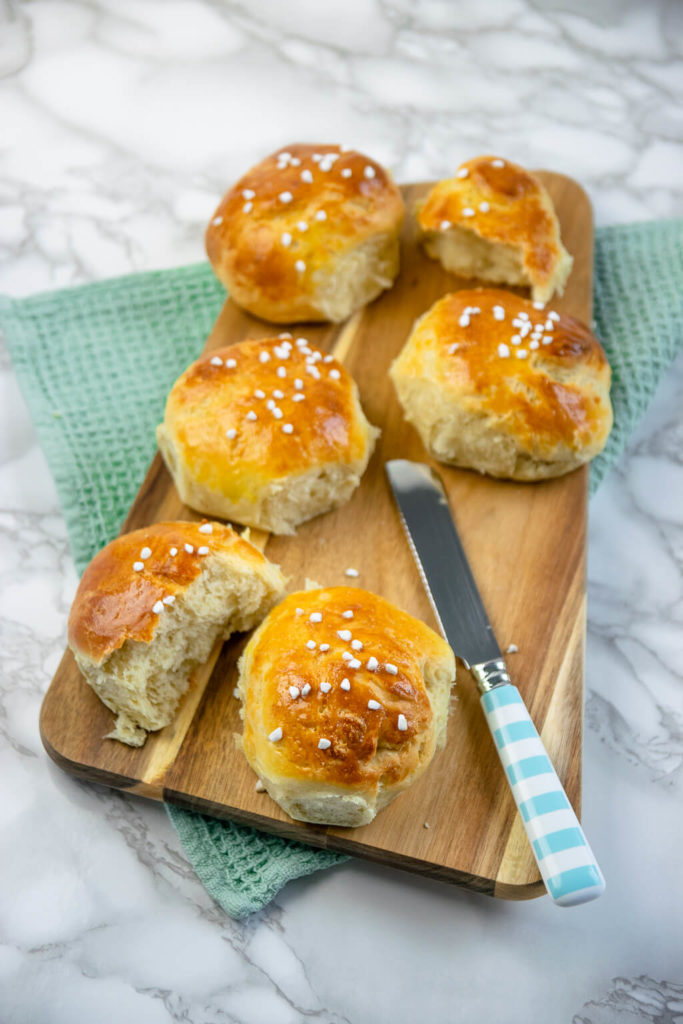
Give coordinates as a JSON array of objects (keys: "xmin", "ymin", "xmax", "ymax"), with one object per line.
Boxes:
[
  {"xmin": 205, "ymin": 143, "xmax": 405, "ymax": 323},
  {"xmin": 417, "ymin": 155, "xmax": 573, "ymax": 303},
  {"xmin": 236, "ymin": 586, "xmax": 456, "ymax": 827},
  {"xmin": 67, "ymin": 521, "xmax": 286, "ymax": 746}
]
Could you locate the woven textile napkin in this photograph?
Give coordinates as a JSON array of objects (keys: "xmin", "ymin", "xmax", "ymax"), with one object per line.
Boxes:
[{"xmin": 2, "ymin": 219, "xmax": 682, "ymax": 918}]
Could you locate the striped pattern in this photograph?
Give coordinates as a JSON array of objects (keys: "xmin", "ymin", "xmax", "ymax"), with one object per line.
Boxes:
[{"xmin": 481, "ymin": 684, "xmax": 605, "ymax": 907}]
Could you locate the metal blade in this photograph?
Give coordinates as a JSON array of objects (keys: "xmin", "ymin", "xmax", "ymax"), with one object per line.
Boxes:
[{"xmin": 385, "ymin": 459, "xmax": 501, "ymax": 668}]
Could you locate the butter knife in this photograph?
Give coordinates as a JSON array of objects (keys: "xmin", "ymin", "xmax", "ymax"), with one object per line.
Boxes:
[{"xmin": 385, "ymin": 458, "xmax": 605, "ymax": 907}]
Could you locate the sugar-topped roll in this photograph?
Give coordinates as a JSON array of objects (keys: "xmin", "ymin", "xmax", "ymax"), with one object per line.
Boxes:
[
  {"xmin": 205, "ymin": 143, "xmax": 405, "ymax": 323},
  {"xmin": 390, "ymin": 288, "xmax": 613, "ymax": 481},
  {"xmin": 67, "ymin": 521, "xmax": 286, "ymax": 747},
  {"xmin": 417, "ymin": 156, "xmax": 573, "ymax": 303},
  {"xmin": 156, "ymin": 335, "xmax": 379, "ymax": 534},
  {"xmin": 237, "ymin": 586, "xmax": 456, "ymax": 827}
]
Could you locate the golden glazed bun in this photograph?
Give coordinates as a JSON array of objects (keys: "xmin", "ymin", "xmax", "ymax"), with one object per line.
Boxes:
[
  {"xmin": 67, "ymin": 521, "xmax": 286, "ymax": 747},
  {"xmin": 390, "ymin": 289, "xmax": 613, "ymax": 481},
  {"xmin": 157, "ymin": 335, "xmax": 379, "ymax": 534},
  {"xmin": 417, "ymin": 156, "xmax": 573, "ymax": 303},
  {"xmin": 237, "ymin": 587, "xmax": 456, "ymax": 827},
  {"xmin": 205, "ymin": 143, "xmax": 405, "ymax": 323}
]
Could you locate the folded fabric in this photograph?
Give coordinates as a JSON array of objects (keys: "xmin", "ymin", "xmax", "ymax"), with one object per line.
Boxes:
[{"xmin": 2, "ymin": 217, "xmax": 682, "ymax": 918}]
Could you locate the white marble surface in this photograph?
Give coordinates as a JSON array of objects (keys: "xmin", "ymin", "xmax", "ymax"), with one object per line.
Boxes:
[{"xmin": 1, "ymin": 1, "xmax": 682, "ymax": 1021}]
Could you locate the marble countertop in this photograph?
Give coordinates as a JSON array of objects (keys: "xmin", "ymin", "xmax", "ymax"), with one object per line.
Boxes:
[{"xmin": 1, "ymin": 1, "xmax": 682, "ymax": 1021}]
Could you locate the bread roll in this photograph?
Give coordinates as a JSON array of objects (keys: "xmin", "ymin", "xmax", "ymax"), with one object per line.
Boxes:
[
  {"xmin": 157, "ymin": 335, "xmax": 379, "ymax": 534},
  {"xmin": 237, "ymin": 586, "xmax": 456, "ymax": 827},
  {"xmin": 390, "ymin": 288, "xmax": 613, "ymax": 481},
  {"xmin": 417, "ymin": 156, "xmax": 573, "ymax": 303},
  {"xmin": 205, "ymin": 143, "xmax": 405, "ymax": 323},
  {"xmin": 68, "ymin": 521, "xmax": 286, "ymax": 746}
]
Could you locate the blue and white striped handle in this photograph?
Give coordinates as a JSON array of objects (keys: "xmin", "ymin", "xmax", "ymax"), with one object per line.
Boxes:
[{"xmin": 481, "ymin": 684, "xmax": 605, "ymax": 906}]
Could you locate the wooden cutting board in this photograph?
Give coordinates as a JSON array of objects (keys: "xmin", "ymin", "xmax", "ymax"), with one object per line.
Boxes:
[{"xmin": 40, "ymin": 174, "xmax": 592, "ymax": 899}]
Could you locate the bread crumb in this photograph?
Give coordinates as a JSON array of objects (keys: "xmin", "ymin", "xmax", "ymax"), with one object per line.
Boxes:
[
  {"xmin": 255, "ymin": 780, "xmax": 266, "ymax": 792},
  {"xmin": 423, "ymin": 822, "xmax": 431, "ymax": 829},
  {"xmin": 506, "ymin": 643, "xmax": 518, "ymax": 654}
]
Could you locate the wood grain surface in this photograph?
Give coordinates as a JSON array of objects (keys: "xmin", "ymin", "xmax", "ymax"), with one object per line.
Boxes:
[{"xmin": 40, "ymin": 174, "xmax": 593, "ymax": 899}]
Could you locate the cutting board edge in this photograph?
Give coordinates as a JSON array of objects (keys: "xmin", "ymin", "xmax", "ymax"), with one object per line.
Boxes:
[
  {"xmin": 38, "ymin": 170, "xmax": 593, "ymax": 901},
  {"xmin": 162, "ymin": 785, "xmax": 548, "ymax": 899},
  {"xmin": 40, "ymin": 710, "xmax": 143, "ymax": 793},
  {"xmin": 38, "ymin": 713, "xmax": 549, "ymax": 900}
]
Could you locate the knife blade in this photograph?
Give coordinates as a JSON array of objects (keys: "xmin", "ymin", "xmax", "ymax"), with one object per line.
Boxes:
[
  {"xmin": 384, "ymin": 459, "xmax": 500, "ymax": 668},
  {"xmin": 385, "ymin": 458, "xmax": 605, "ymax": 907}
]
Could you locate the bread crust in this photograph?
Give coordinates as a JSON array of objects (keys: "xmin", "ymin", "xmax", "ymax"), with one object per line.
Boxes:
[
  {"xmin": 205, "ymin": 143, "xmax": 405, "ymax": 323},
  {"xmin": 390, "ymin": 288, "xmax": 613, "ymax": 481},
  {"xmin": 237, "ymin": 587, "xmax": 455, "ymax": 826},
  {"xmin": 68, "ymin": 520, "xmax": 283, "ymax": 665},
  {"xmin": 157, "ymin": 336, "xmax": 379, "ymax": 533},
  {"xmin": 417, "ymin": 156, "xmax": 573, "ymax": 302}
]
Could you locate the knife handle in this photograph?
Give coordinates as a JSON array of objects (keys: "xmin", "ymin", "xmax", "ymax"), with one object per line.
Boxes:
[{"xmin": 480, "ymin": 684, "xmax": 605, "ymax": 907}]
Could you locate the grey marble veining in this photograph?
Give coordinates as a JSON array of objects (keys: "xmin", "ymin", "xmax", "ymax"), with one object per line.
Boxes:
[
  {"xmin": 587, "ymin": 356, "xmax": 683, "ymax": 792},
  {"xmin": 1, "ymin": 0, "xmax": 682, "ymax": 298},
  {"xmin": 574, "ymin": 976, "xmax": 683, "ymax": 1024},
  {"xmin": 1, "ymin": 1, "xmax": 682, "ymax": 1021}
]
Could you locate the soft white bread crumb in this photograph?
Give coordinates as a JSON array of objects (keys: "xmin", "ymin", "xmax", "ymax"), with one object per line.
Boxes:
[
  {"xmin": 155, "ymin": 447, "xmax": 377, "ymax": 536},
  {"xmin": 423, "ymin": 226, "xmax": 573, "ymax": 304},
  {"xmin": 311, "ymin": 232, "xmax": 400, "ymax": 323}
]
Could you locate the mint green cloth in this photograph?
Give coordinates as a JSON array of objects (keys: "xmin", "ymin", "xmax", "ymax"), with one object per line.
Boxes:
[{"xmin": 2, "ymin": 218, "xmax": 682, "ymax": 918}]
